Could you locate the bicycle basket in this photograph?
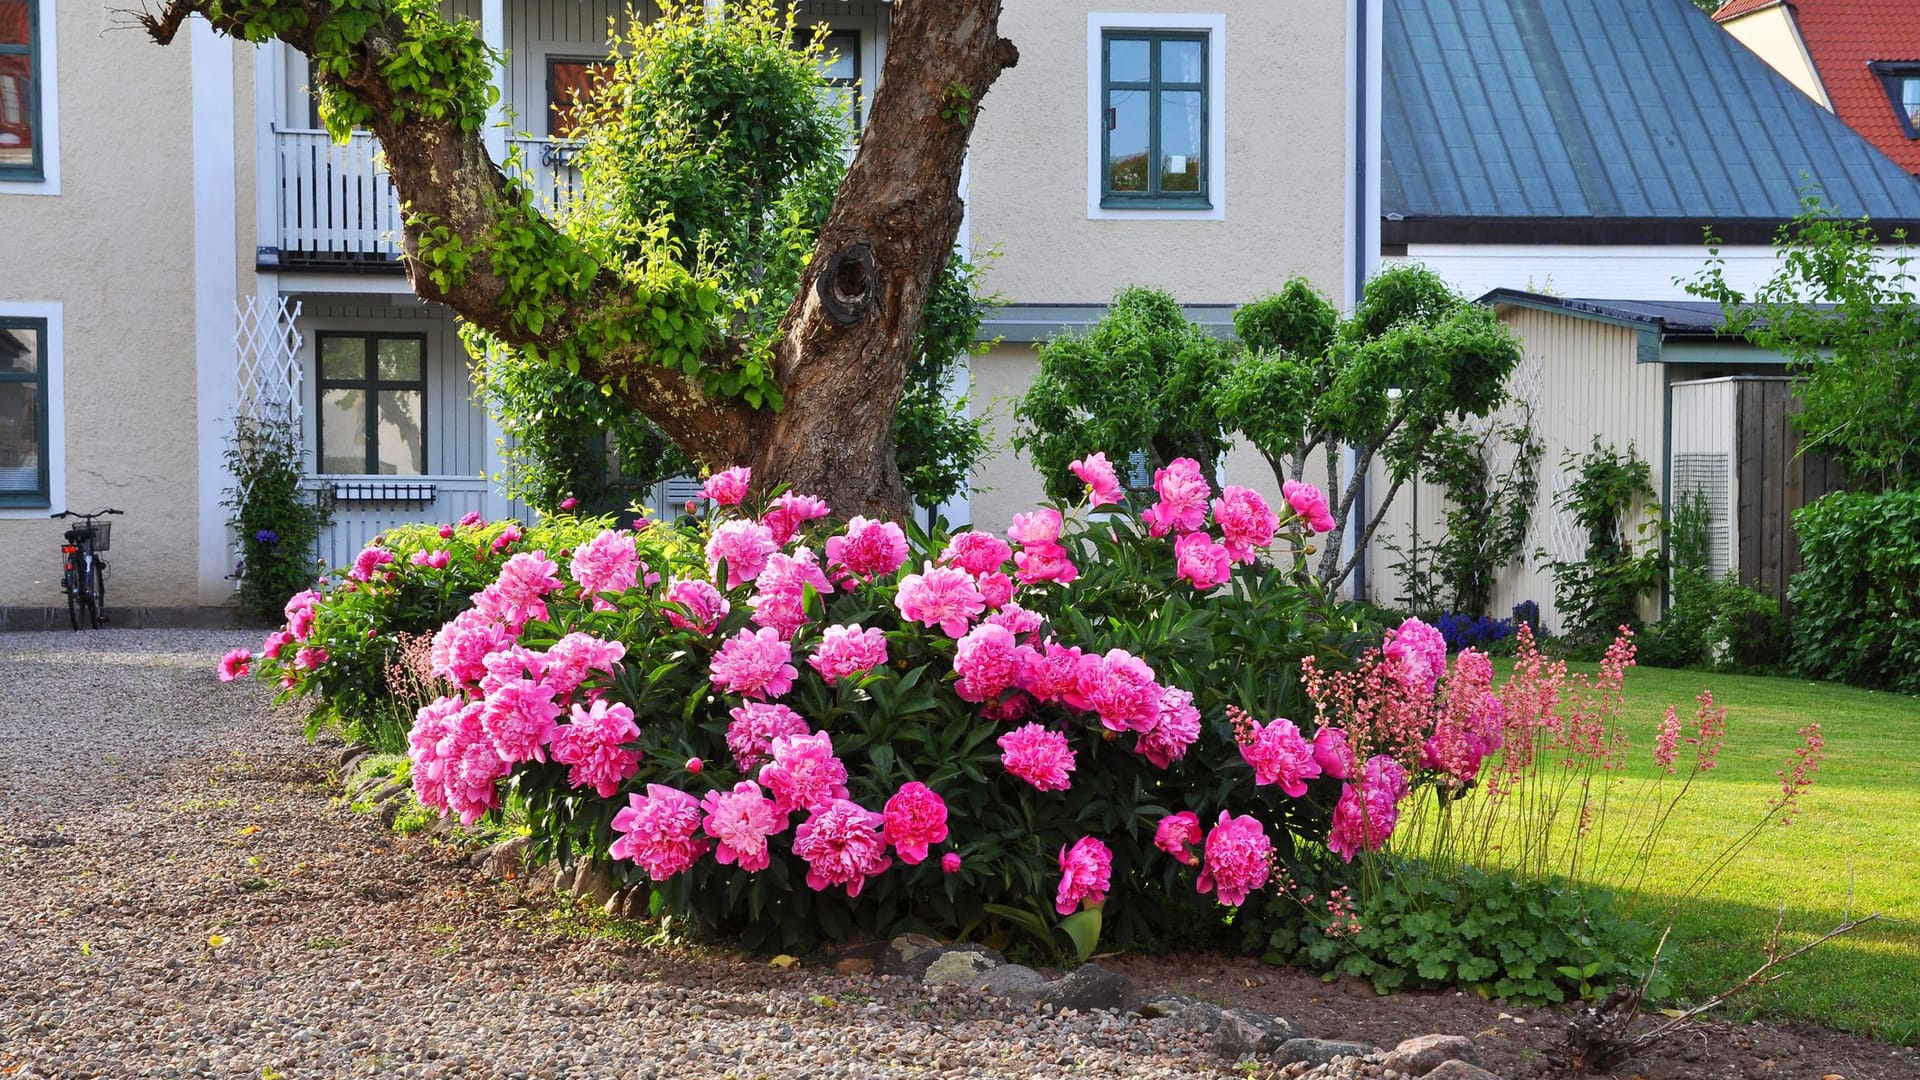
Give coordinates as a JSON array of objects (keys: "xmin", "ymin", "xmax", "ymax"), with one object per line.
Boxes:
[{"xmin": 66, "ymin": 521, "xmax": 110, "ymax": 551}]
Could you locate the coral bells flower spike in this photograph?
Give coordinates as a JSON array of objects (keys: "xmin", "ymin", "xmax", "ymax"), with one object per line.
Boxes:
[
  {"xmin": 1069, "ymin": 451, "xmax": 1125, "ymax": 507},
  {"xmin": 997, "ymin": 723, "xmax": 1077, "ymax": 791},
  {"xmin": 826, "ymin": 516, "xmax": 910, "ymax": 583},
  {"xmin": 881, "ymin": 782, "xmax": 950, "ymax": 864},
  {"xmin": 700, "ymin": 781, "xmax": 789, "ymax": 872},
  {"xmin": 706, "ymin": 520, "xmax": 779, "ymax": 589},
  {"xmin": 1055, "ymin": 836, "xmax": 1113, "ymax": 915},
  {"xmin": 217, "ymin": 648, "xmax": 252, "ymax": 683},
  {"xmin": 1154, "ymin": 810, "xmax": 1203, "ymax": 865},
  {"xmin": 709, "ymin": 627, "xmax": 798, "ymax": 700},
  {"xmin": 792, "ymin": 799, "xmax": 891, "ymax": 897},
  {"xmin": 1213, "ymin": 486, "xmax": 1280, "ymax": 562},
  {"xmin": 701, "ymin": 466, "xmax": 752, "ymax": 506},
  {"xmin": 1141, "ymin": 458, "xmax": 1211, "ymax": 537},
  {"xmin": 757, "ymin": 730, "xmax": 851, "ymax": 815},
  {"xmin": 1197, "ymin": 811, "xmax": 1273, "ymax": 906},
  {"xmin": 808, "ymin": 623, "xmax": 889, "ymax": 685},
  {"xmin": 725, "ymin": 702, "xmax": 811, "ymax": 771},
  {"xmin": 609, "ymin": 784, "xmax": 710, "ymax": 881},
  {"xmin": 1174, "ymin": 531, "xmax": 1233, "ymax": 591},
  {"xmin": 896, "ymin": 563, "xmax": 987, "ymax": 638},
  {"xmin": 1282, "ymin": 479, "xmax": 1337, "ymax": 534},
  {"xmin": 1232, "ymin": 709, "xmax": 1322, "ymax": 797},
  {"xmin": 549, "ymin": 698, "xmax": 642, "ymax": 798}
]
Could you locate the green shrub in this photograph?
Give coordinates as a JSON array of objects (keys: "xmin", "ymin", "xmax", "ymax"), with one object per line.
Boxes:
[
  {"xmin": 224, "ymin": 415, "xmax": 331, "ymax": 619},
  {"xmin": 1788, "ymin": 489, "xmax": 1920, "ymax": 694}
]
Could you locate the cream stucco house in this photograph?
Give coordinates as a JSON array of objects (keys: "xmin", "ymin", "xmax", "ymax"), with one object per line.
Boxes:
[{"xmin": 0, "ymin": 0, "xmax": 1377, "ymax": 624}]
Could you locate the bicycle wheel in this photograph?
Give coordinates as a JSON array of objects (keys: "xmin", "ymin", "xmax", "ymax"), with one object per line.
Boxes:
[
  {"xmin": 64, "ymin": 562, "xmax": 81, "ymax": 631},
  {"xmin": 89, "ymin": 558, "xmax": 107, "ymax": 627},
  {"xmin": 76, "ymin": 564, "xmax": 98, "ymax": 630}
]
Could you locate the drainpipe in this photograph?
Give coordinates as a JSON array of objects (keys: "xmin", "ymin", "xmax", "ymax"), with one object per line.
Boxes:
[{"xmin": 1345, "ymin": 0, "xmax": 1383, "ymax": 601}]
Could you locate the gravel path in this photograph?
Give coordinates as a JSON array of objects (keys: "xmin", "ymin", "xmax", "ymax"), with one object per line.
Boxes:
[{"xmin": 0, "ymin": 629, "xmax": 1226, "ymax": 1080}]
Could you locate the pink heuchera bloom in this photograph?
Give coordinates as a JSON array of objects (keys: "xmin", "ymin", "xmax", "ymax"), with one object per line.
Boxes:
[
  {"xmin": 953, "ymin": 622, "xmax": 1028, "ymax": 703},
  {"xmin": 1154, "ymin": 810, "xmax": 1203, "ymax": 865},
  {"xmin": 217, "ymin": 648, "xmax": 252, "ymax": 683},
  {"xmin": 749, "ymin": 548, "xmax": 835, "ymax": 638},
  {"xmin": 1069, "ymin": 451, "xmax": 1125, "ymax": 506},
  {"xmin": 763, "ymin": 491, "xmax": 832, "ymax": 546},
  {"xmin": 1311, "ymin": 725, "xmax": 1354, "ymax": 780},
  {"xmin": 409, "ymin": 548, "xmax": 452, "ymax": 569},
  {"xmin": 706, "ymin": 520, "xmax": 779, "ymax": 589},
  {"xmin": 1006, "ymin": 508, "xmax": 1064, "ymax": 548},
  {"xmin": 1012, "ymin": 542, "xmax": 1080, "ymax": 586},
  {"xmin": 284, "ymin": 589, "xmax": 322, "ymax": 641},
  {"xmin": 1283, "ymin": 479, "xmax": 1337, "ymax": 534},
  {"xmin": 293, "ymin": 646, "xmax": 328, "ymax": 672},
  {"xmin": 1237, "ymin": 714, "xmax": 1322, "ymax": 797},
  {"xmin": 1137, "ymin": 686, "xmax": 1202, "ymax": 769},
  {"xmin": 1082, "ymin": 649, "xmax": 1162, "ymax": 733},
  {"xmin": 1174, "ymin": 531, "xmax": 1233, "ymax": 591},
  {"xmin": 1055, "ymin": 836, "xmax": 1113, "ymax": 915},
  {"xmin": 808, "ymin": 624, "xmax": 889, "ymax": 685},
  {"xmin": 940, "ymin": 531, "xmax": 1013, "ymax": 576},
  {"xmin": 473, "ymin": 551, "xmax": 563, "ymax": 630},
  {"xmin": 896, "ymin": 563, "xmax": 987, "ymax": 638},
  {"xmin": 260, "ymin": 629, "xmax": 294, "ymax": 660},
  {"xmin": 709, "ymin": 627, "xmax": 798, "ymax": 700},
  {"xmin": 1328, "ymin": 755, "xmax": 1409, "ymax": 862},
  {"xmin": 1197, "ymin": 811, "xmax": 1273, "ymax": 906},
  {"xmin": 997, "ymin": 723, "xmax": 1076, "ymax": 791},
  {"xmin": 975, "ymin": 570, "xmax": 1016, "ymax": 609},
  {"xmin": 826, "ymin": 516, "xmax": 910, "ymax": 583},
  {"xmin": 881, "ymin": 781, "xmax": 949, "ymax": 864},
  {"xmin": 349, "ymin": 545, "xmax": 395, "ymax": 582},
  {"xmin": 430, "ymin": 609, "xmax": 516, "ymax": 688},
  {"xmin": 1654, "ymin": 705, "xmax": 1682, "ymax": 775},
  {"xmin": 725, "ymin": 702, "xmax": 810, "ymax": 770},
  {"xmin": 570, "ymin": 529, "xmax": 642, "ymax": 601},
  {"xmin": 1141, "ymin": 458, "xmax": 1211, "ymax": 537},
  {"xmin": 700, "ymin": 781, "xmax": 789, "ymax": 872},
  {"xmin": 942, "ymin": 852, "xmax": 963, "ymax": 874},
  {"xmin": 609, "ymin": 784, "xmax": 710, "ymax": 880},
  {"xmin": 408, "ymin": 696, "xmax": 510, "ymax": 825},
  {"xmin": 550, "ymin": 698, "xmax": 642, "ymax": 798},
  {"xmin": 663, "ymin": 578, "xmax": 730, "ymax": 635},
  {"xmin": 1384, "ymin": 617, "xmax": 1448, "ymax": 699},
  {"xmin": 1019, "ymin": 641, "xmax": 1093, "ymax": 711},
  {"xmin": 701, "ymin": 465, "xmax": 752, "ymax": 506},
  {"xmin": 1213, "ymin": 486, "xmax": 1280, "ymax": 562},
  {"xmin": 757, "ymin": 730, "xmax": 851, "ymax": 814},
  {"xmin": 479, "ymin": 677, "xmax": 562, "ymax": 764},
  {"xmin": 793, "ymin": 799, "xmax": 892, "ymax": 897},
  {"xmin": 542, "ymin": 632, "xmax": 627, "ymax": 699}
]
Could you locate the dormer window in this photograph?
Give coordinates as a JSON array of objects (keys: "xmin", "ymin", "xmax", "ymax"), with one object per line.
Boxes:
[{"xmin": 1869, "ymin": 62, "xmax": 1920, "ymax": 138}]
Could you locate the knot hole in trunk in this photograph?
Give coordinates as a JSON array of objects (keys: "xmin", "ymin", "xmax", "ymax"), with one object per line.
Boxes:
[{"xmin": 818, "ymin": 243, "xmax": 876, "ymax": 325}]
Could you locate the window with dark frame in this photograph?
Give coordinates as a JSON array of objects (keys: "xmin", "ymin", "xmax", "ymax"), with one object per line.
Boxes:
[
  {"xmin": 1101, "ymin": 29, "xmax": 1209, "ymax": 208},
  {"xmin": 549, "ymin": 57, "xmax": 614, "ymax": 139},
  {"xmin": 316, "ymin": 333, "xmax": 428, "ymax": 476},
  {"xmin": 1871, "ymin": 62, "xmax": 1920, "ymax": 138},
  {"xmin": 0, "ymin": 317, "xmax": 48, "ymax": 506},
  {"xmin": 814, "ymin": 29, "xmax": 860, "ymax": 133},
  {"xmin": 0, "ymin": 0, "xmax": 41, "ymax": 180}
]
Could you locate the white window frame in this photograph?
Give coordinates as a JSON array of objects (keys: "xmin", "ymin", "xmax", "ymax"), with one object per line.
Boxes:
[
  {"xmin": 0, "ymin": 0, "xmax": 60, "ymax": 196},
  {"xmin": 1087, "ymin": 12, "xmax": 1226, "ymax": 222},
  {"xmin": 0, "ymin": 300, "xmax": 64, "ymax": 518}
]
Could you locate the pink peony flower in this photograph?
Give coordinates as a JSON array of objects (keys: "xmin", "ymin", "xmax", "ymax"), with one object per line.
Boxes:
[
  {"xmin": 808, "ymin": 624, "xmax": 889, "ymax": 685},
  {"xmin": 1055, "ymin": 835, "xmax": 1112, "ymax": 915},
  {"xmin": 1197, "ymin": 811, "xmax": 1273, "ymax": 906},
  {"xmin": 430, "ymin": 609, "xmax": 516, "ymax": 688},
  {"xmin": 985, "ymin": 603, "xmax": 1044, "ymax": 643},
  {"xmin": 975, "ymin": 570, "xmax": 1017, "ymax": 609},
  {"xmin": 217, "ymin": 648, "xmax": 252, "ymax": 683},
  {"xmin": 1141, "ymin": 458, "xmax": 1211, "ymax": 537},
  {"xmin": 1174, "ymin": 531, "xmax": 1233, "ymax": 591},
  {"xmin": 940, "ymin": 531, "xmax": 1013, "ymax": 577},
  {"xmin": 541, "ymin": 632, "xmax": 627, "ymax": 699},
  {"xmin": 792, "ymin": 799, "xmax": 892, "ymax": 896},
  {"xmin": 997, "ymin": 723, "xmax": 1077, "ymax": 791},
  {"xmin": 293, "ymin": 646, "xmax": 328, "ymax": 672},
  {"xmin": 1082, "ymin": 649, "xmax": 1162, "ymax": 733},
  {"xmin": 473, "ymin": 551, "xmax": 563, "ymax": 630},
  {"xmin": 550, "ymin": 698, "xmax": 642, "ymax": 797},
  {"xmin": 1006, "ymin": 508, "xmax": 1064, "ymax": 548},
  {"xmin": 559, "ymin": 497, "xmax": 578, "ymax": 511},
  {"xmin": 609, "ymin": 784, "xmax": 710, "ymax": 880},
  {"xmin": 478, "ymin": 644, "xmax": 549, "ymax": 697},
  {"xmin": 706, "ymin": 520, "xmax": 779, "ymax": 589},
  {"xmin": 701, "ymin": 465, "xmax": 752, "ymax": 506},
  {"xmin": 1237, "ymin": 714, "xmax": 1322, "ymax": 797},
  {"xmin": 763, "ymin": 491, "xmax": 832, "ymax": 546},
  {"xmin": 349, "ymin": 545, "xmax": 395, "ymax": 582},
  {"xmin": 881, "ymin": 782, "xmax": 949, "ymax": 864},
  {"xmin": 1384, "ymin": 617, "xmax": 1448, "ymax": 699},
  {"xmin": 1137, "ymin": 686, "xmax": 1202, "ymax": 768},
  {"xmin": 491, "ymin": 524, "xmax": 523, "ymax": 554},
  {"xmin": 1283, "ymin": 479, "xmax": 1337, "ymax": 534},
  {"xmin": 896, "ymin": 563, "xmax": 987, "ymax": 638},
  {"xmin": 1213, "ymin": 486, "xmax": 1280, "ymax": 562},
  {"xmin": 458, "ymin": 510, "xmax": 484, "ymax": 527},
  {"xmin": 709, "ymin": 627, "xmax": 798, "ymax": 700},
  {"xmin": 953, "ymin": 622, "xmax": 1028, "ymax": 704},
  {"xmin": 725, "ymin": 702, "xmax": 810, "ymax": 770},
  {"xmin": 1019, "ymin": 641, "xmax": 1093, "ymax": 711},
  {"xmin": 826, "ymin": 517, "xmax": 909, "ymax": 583},
  {"xmin": 1154, "ymin": 810, "xmax": 1203, "ymax": 865},
  {"xmin": 942, "ymin": 852, "xmax": 963, "ymax": 874},
  {"xmin": 757, "ymin": 730, "xmax": 851, "ymax": 814},
  {"xmin": 409, "ymin": 548, "xmax": 453, "ymax": 569},
  {"xmin": 478, "ymin": 677, "xmax": 562, "ymax": 764},
  {"xmin": 685, "ymin": 756, "xmax": 704, "ymax": 775},
  {"xmin": 748, "ymin": 548, "xmax": 835, "ymax": 638},
  {"xmin": 408, "ymin": 696, "xmax": 510, "ymax": 824},
  {"xmin": 1012, "ymin": 542, "xmax": 1080, "ymax": 586},
  {"xmin": 1327, "ymin": 756, "xmax": 1409, "ymax": 862},
  {"xmin": 1311, "ymin": 725, "xmax": 1354, "ymax": 780},
  {"xmin": 439, "ymin": 524, "xmax": 456, "ymax": 539},
  {"xmin": 663, "ymin": 578, "xmax": 730, "ymax": 635},
  {"xmin": 1070, "ymin": 451, "xmax": 1125, "ymax": 507},
  {"xmin": 260, "ymin": 629, "xmax": 294, "ymax": 660},
  {"xmin": 570, "ymin": 529, "xmax": 642, "ymax": 601},
  {"xmin": 700, "ymin": 781, "xmax": 789, "ymax": 872},
  {"xmin": 284, "ymin": 589, "xmax": 322, "ymax": 641}
]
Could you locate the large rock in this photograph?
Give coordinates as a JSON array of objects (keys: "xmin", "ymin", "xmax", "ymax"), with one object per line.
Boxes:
[
  {"xmin": 1382, "ymin": 1034, "xmax": 1478, "ymax": 1075},
  {"xmin": 1035, "ymin": 963, "xmax": 1139, "ymax": 1013},
  {"xmin": 970, "ymin": 964, "xmax": 1048, "ymax": 1003},
  {"xmin": 1271, "ymin": 1037, "xmax": 1374, "ymax": 1068},
  {"xmin": 920, "ymin": 948, "xmax": 1002, "ymax": 987},
  {"xmin": 903, "ymin": 943, "xmax": 1004, "ymax": 983},
  {"xmin": 881, "ymin": 933, "xmax": 943, "ymax": 975},
  {"xmin": 1420, "ymin": 1061, "xmax": 1503, "ymax": 1080},
  {"xmin": 1212, "ymin": 1007, "xmax": 1294, "ymax": 1059},
  {"xmin": 1133, "ymin": 995, "xmax": 1200, "ymax": 1019}
]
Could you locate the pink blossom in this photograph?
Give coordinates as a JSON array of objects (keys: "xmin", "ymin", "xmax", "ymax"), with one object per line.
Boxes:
[
  {"xmin": 284, "ymin": 589, "xmax": 322, "ymax": 641},
  {"xmin": 260, "ymin": 629, "xmax": 294, "ymax": 660},
  {"xmin": 609, "ymin": 784, "xmax": 710, "ymax": 880},
  {"xmin": 701, "ymin": 781, "xmax": 789, "ymax": 871},
  {"xmin": 550, "ymin": 698, "xmax": 642, "ymax": 797},
  {"xmin": 763, "ymin": 491, "xmax": 832, "ymax": 546},
  {"xmin": 491, "ymin": 524, "xmax": 523, "ymax": 553},
  {"xmin": 570, "ymin": 529, "xmax": 642, "ymax": 601},
  {"xmin": 559, "ymin": 496, "xmax": 578, "ymax": 511},
  {"xmin": 1082, "ymin": 649, "xmax": 1162, "ymax": 733},
  {"xmin": 749, "ymin": 548, "xmax": 835, "ymax": 638},
  {"xmin": 942, "ymin": 852, "xmax": 963, "ymax": 874},
  {"xmin": 1384, "ymin": 617, "xmax": 1448, "ymax": 698},
  {"xmin": 1154, "ymin": 810, "xmax": 1203, "ymax": 865},
  {"xmin": 473, "ymin": 551, "xmax": 563, "ymax": 630},
  {"xmin": 725, "ymin": 702, "xmax": 811, "ymax": 770},
  {"xmin": 808, "ymin": 624, "xmax": 889, "ymax": 685},
  {"xmin": 1069, "ymin": 451, "xmax": 1125, "ymax": 506},
  {"xmin": 757, "ymin": 730, "xmax": 851, "ymax": 814},
  {"xmin": 685, "ymin": 756, "xmax": 703, "ymax": 774},
  {"xmin": 1213, "ymin": 486, "xmax": 1280, "ymax": 562},
  {"xmin": 217, "ymin": 648, "xmax": 252, "ymax": 683},
  {"xmin": 439, "ymin": 524, "xmax": 456, "ymax": 539},
  {"xmin": 792, "ymin": 799, "xmax": 892, "ymax": 897},
  {"xmin": 1055, "ymin": 836, "xmax": 1112, "ymax": 915},
  {"xmin": 1012, "ymin": 542, "xmax": 1080, "ymax": 586},
  {"xmin": 896, "ymin": 563, "xmax": 987, "ymax": 638},
  {"xmin": 293, "ymin": 646, "xmax": 327, "ymax": 672},
  {"xmin": 709, "ymin": 627, "xmax": 798, "ymax": 700},
  {"xmin": 478, "ymin": 644, "xmax": 549, "ymax": 697},
  {"xmin": 479, "ymin": 677, "xmax": 562, "ymax": 764},
  {"xmin": 881, "ymin": 782, "xmax": 949, "ymax": 864},
  {"xmin": 940, "ymin": 532, "xmax": 1013, "ymax": 576},
  {"xmin": 1174, "ymin": 531, "xmax": 1233, "ymax": 590},
  {"xmin": 1020, "ymin": 640, "xmax": 1097, "ymax": 712},
  {"xmin": 985, "ymin": 603, "xmax": 1044, "ymax": 643},
  {"xmin": 997, "ymin": 723, "xmax": 1076, "ymax": 791},
  {"xmin": 826, "ymin": 517, "xmax": 909, "ymax": 583},
  {"xmin": 1235, "ymin": 712, "xmax": 1321, "ymax": 797},
  {"xmin": 1327, "ymin": 756, "xmax": 1408, "ymax": 862},
  {"xmin": 408, "ymin": 696, "xmax": 510, "ymax": 824},
  {"xmin": 1311, "ymin": 726, "xmax": 1354, "ymax": 780},
  {"xmin": 1007, "ymin": 508, "xmax": 1064, "ymax": 548},
  {"xmin": 1137, "ymin": 686, "xmax": 1202, "ymax": 768},
  {"xmin": 430, "ymin": 609, "xmax": 516, "ymax": 688},
  {"xmin": 542, "ymin": 632, "xmax": 627, "ymax": 699},
  {"xmin": 1654, "ymin": 705, "xmax": 1682, "ymax": 775},
  {"xmin": 975, "ymin": 570, "xmax": 1016, "ymax": 609},
  {"xmin": 953, "ymin": 623, "xmax": 1028, "ymax": 704},
  {"xmin": 1141, "ymin": 458, "xmax": 1211, "ymax": 537},
  {"xmin": 1283, "ymin": 479, "xmax": 1337, "ymax": 534},
  {"xmin": 1197, "ymin": 811, "xmax": 1273, "ymax": 906},
  {"xmin": 349, "ymin": 545, "xmax": 394, "ymax": 582},
  {"xmin": 701, "ymin": 465, "xmax": 752, "ymax": 506},
  {"xmin": 706, "ymin": 520, "xmax": 778, "ymax": 588},
  {"xmin": 410, "ymin": 548, "xmax": 453, "ymax": 569},
  {"xmin": 664, "ymin": 578, "xmax": 730, "ymax": 634},
  {"xmin": 458, "ymin": 511, "xmax": 484, "ymax": 527}
]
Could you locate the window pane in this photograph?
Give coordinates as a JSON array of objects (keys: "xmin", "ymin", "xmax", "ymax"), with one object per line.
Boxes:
[
  {"xmin": 0, "ymin": 377, "xmax": 39, "ymax": 490},
  {"xmin": 319, "ymin": 388, "xmax": 367, "ymax": 473},
  {"xmin": 1904, "ymin": 78, "xmax": 1920, "ymax": 127},
  {"xmin": 376, "ymin": 337, "xmax": 423, "ymax": 382},
  {"xmin": 550, "ymin": 59, "xmax": 612, "ymax": 138},
  {"xmin": 377, "ymin": 390, "xmax": 425, "ymax": 475},
  {"xmin": 1109, "ymin": 38, "xmax": 1149, "ymax": 83},
  {"xmin": 0, "ymin": 1, "xmax": 25, "ymax": 47},
  {"xmin": 1161, "ymin": 39, "xmax": 1204, "ymax": 84},
  {"xmin": 0, "ymin": 52, "xmax": 30, "ymax": 170},
  {"xmin": 320, "ymin": 337, "xmax": 367, "ymax": 382},
  {"xmin": 1159, "ymin": 90, "xmax": 1204, "ymax": 193},
  {"xmin": 819, "ymin": 31, "xmax": 857, "ymax": 83},
  {"xmin": 1106, "ymin": 89, "xmax": 1149, "ymax": 193},
  {"xmin": 0, "ymin": 323, "xmax": 36, "ymax": 374}
]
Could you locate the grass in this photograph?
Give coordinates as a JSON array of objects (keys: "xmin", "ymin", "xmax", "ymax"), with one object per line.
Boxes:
[{"xmin": 1473, "ymin": 661, "xmax": 1919, "ymax": 1041}]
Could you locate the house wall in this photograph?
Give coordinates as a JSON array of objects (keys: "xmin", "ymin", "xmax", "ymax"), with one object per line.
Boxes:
[
  {"xmin": 1718, "ymin": 7, "xmax": 1830, "ymax": 111},
  {"xmin": 1388, "ymin": 245, "xmax": 1811, "ymax": 302},
  {"xmin": 0, "ymin": 4, "xmax": 204, "ymax": 609}
]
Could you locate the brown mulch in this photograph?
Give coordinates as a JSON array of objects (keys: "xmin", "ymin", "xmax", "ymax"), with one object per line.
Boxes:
[{"xmin": 1104, "ymin": 953, "xmax": 1918, "ymax": 1079}]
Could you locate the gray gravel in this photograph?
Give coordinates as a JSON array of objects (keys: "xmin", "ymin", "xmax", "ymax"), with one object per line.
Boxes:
[{"xmin": 0, "ymin": 629, "xmax": 1227, "ymax": 1079}]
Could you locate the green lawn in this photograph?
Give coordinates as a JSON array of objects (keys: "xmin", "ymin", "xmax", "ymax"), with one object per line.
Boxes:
[{"xmin": 1482, "ymin": 661, "xmax": 1920, "ymax": 1041}]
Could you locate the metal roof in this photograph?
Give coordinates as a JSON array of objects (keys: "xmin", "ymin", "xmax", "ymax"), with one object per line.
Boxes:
[{"xmin": 1384, "ymin": 0, "xmax": 1920, "ymax": 239}]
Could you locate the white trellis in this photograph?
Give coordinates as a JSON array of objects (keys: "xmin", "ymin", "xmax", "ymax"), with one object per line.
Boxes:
[{"xmin": 235, "ymin": 294, "xmax": 304, "ymax": 429}]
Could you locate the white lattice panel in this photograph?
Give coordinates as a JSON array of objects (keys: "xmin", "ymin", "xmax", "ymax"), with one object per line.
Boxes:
[{"xmin": 235, "ymin": 295, "xmax": 304, "ymax": 428}]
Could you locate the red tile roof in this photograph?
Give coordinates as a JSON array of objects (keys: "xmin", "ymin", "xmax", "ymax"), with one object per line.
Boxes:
[
  {"xmin": 1766, "ymin": 0, "xmax": 1920, "ymax": 173},
  {"xmin": 1712, "ymin": 0, "xmax": 1784, "ymax": 20}
]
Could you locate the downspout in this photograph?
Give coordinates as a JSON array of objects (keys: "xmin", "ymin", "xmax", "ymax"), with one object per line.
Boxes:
[{"xmin": 1347, "ymin": 0, "xmax": 1383, "ymax": 601}]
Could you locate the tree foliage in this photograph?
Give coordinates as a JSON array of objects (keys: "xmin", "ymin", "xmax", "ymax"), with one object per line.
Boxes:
[
  {"xmin": 1545, "ymin": 440, "xmax": 1663, "ymax": 647},
  {"xmin": 1391, "ymin": 410, "xmax": 1542, "ymax": 615}
]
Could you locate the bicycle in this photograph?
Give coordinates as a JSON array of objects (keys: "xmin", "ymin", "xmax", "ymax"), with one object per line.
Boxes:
[{"xmin": 51, "ymin": 507, "xmax": 121, "ymax": 630}]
